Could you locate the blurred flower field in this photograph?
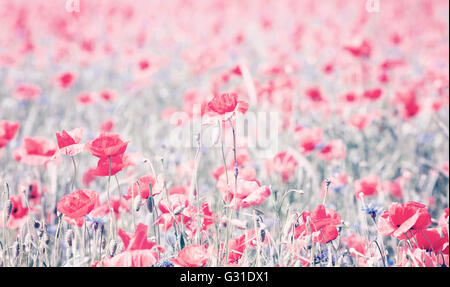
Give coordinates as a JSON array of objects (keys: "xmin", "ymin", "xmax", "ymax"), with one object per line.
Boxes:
[{"xmin": 0, "ymin": 0, "xmax": 449, "ymax": 267}]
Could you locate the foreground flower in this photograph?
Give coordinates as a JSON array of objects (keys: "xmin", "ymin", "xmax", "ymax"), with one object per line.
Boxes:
[
  {"xmin": 295, "ymin": 204, "xmax": 342, "ymax": 244},
  {"xmin": 57, "ymin": 189, "xmax": 98, "ymax": 225},
  {"xmin": 94, "ymin": 250, "xmax": 158, "ymax": 267},
  {"xmin": 378, "ymin": 201, "xmax": 432, "ymax": 239},
  {"xmin": 85, "ymin": 133, "xmax": 129, "ymax": 158},
  {"xmin": 0, "ymin": 120, "xmax": 20, "ymax": 149},
  {"xmin": 171, "ymin": 245, "xmax": 209, "ymax": 267},
  {"xmin": 56, "ymin": 128, "xmax": 84, "ymax": 156}
]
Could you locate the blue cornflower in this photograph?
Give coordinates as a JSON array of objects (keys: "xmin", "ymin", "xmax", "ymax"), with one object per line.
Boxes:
[{"xmin": 362, "ymin": 202, "xmax": 384, "ymax": 220}]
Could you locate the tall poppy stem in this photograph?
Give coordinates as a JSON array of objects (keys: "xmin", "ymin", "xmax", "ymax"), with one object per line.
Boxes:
[
  {"xmin": 71, "ymin": 156, "xmax": 77, "ymax": 191},
  {"xmin": 106, "ymin": 156, "xmax": 115, "ymax": 237}
]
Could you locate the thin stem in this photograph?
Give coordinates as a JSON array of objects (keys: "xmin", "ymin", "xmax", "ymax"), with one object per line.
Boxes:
[{"xmin": 71, "ymin": 156, "xmax": 77, "ymax": 191}]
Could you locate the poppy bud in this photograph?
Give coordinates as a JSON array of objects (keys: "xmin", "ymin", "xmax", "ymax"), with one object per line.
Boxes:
[
  {"xmin": 12, "ymin": 241, "xmax": 20, "ymax": 258},
  {"xmin": 101, "ymin": 237, "xmax": 107, "ymax": 250},
  {"xmin": 65, "ymin": 230, "xmax": 74, "ymax": 247},
  {"xmin": 134, "ymin": 195, "xmax": 142, "ymax": 212},
  {"xmin": 34, "ymin": 220, "xmax": 41, "ymax": 229},
  {"xmin": 261, "ymin": 229, "xmax": 266, "ymax": 243},
  {"xmin": 24, "ymin": 233, "xmax": 33, "ymax": 250},
  {"xmin": 147, "ymin": 196, "xmax": 153, "ymax": 213},
  {"xmin": 6, "ymin": 199, "xmax": 12, "ymax": 220},
  {"xmin": 109, "ymin": 240, "xmax": 117, "ymax": 257},
  {"xmin": 180, "ymin": 233, "xmax": 185, "ymax": 249}
]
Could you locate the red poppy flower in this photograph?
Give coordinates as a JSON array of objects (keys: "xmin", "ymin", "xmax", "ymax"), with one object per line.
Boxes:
[
  {"xmin": 158, "ymin": 186, "xmax": 189, "ymax": 214},
  {"xmin": 220, "ymin": 234, "xmax": 246, "ymax": 264},
  {"xmin": 439, "ymin": 208, "xmax": 449, "ymax": 254},
  {"xmin": 354, "ymin": 175, "xmax": 380, "ymax": 198},
  {"xmin": 125, "ymin": 174, "xmax": 163, "ymax": 199},
  {"xmin": 294, "ymin": 204, "xmax": 342, "ymax": 244},
  {"xmin": 363, "ymin": 88, "xmax": 382, "ymax": 101},
  {"xmin": 265, "ymin": 151, "xmax": 298, "ymax": 183},
  {"xmin": 99, "ymin": 89, "xmax": 118, "ymax": 102},
  {"xmin": 206, "ymin": 93, "xmax": 248, "ymax": 121},
  {"xmin": 13, "ymin": 136, "xmax": 57, "ymax": 166},
  {"xmin": 318, "ymin": 140, "xmax": 346, "ymax": 162},
  {"xmin": 343, "ymin": 40, "xmax": 372, "ymax": 58},
  {"xmin": 94, "ymin": 250, "xmax": 158, "ymax": 267},
  {"xmin": 306, "ymin": 87, "xmax": 325, "ymax": 102},
  {"xmin": 378, "ymin": 201, "xmax": 432, "ymax": 239},
  {"xmin": 394, "ymin": 90, "xmax": 420, "ymax": 119},
  {"xmin": 56, "ymin": 189, "xmax": 98, "ymax": 221},
  {"xmin": 381, "ymin": 179, "xmax": 403, "ymax": 199},
  {"xmin": 0, "ymin": 195, "xmax": 29, "ymax": 229},
  {"xmin": 348, "ymin": 113, "xmax": 372, "ymax": 131},
  {"xmin": 0, "ymin": 120, "xmax": 20, "ymax": 149},
  {"xmin": 171, "ymin": 245, "xmax": 209, "ymax": 267},
  {"xmin": 85, "ymin": 133, "xmax": 129, "ymax": 158},
  {"xmin": 90, "ymin": 196, "xmax": 129, "ymax": 220},
  {"xmin": 18, "ymin": 180, "xmax": 42, "ymax": 207},
  {"xmin": 99, "ymin": 119, "xmax": 115, "ymax": 133},
  {"xmin": 82, "ymin": 167, "xmax": 98, "ymax": 187},
  {"xmin": 411, "ymin": 228, "xmax": 446, "ymax": 253},
  {"xmin": 56, "ymin": 71, "xmax": 77, "ymax": 90},
  {"xmin": 56, "ymin": 128, "xmax": 84, "ymax": 156},
  {"xmin": 76, "ymin": 92, "xmax": 96, "ymax": 106},
  {"xmin": 217, "ymin": 173, "xmax": 270, "ymax": 210},
  {"xmin": 396, "ymin": 247, "xmax": 443, "ymax": 267},
  {"xmin": 118, "ymin": 223, "xmax": 164, "ymax": 254},
  {"xmin": 90, "ymin": 154, "xmax": 129, "ymax": 177},
  {"xmin": 295, "ymin": 127, "xmax": 323, "ymax": 154},
  {"xmin": 342, "ymin": 233, "xmax": 367, "ymax": 257},
  {"xmin": 13, "ymin": 83, "xmax": 42, "ymax": 101}
]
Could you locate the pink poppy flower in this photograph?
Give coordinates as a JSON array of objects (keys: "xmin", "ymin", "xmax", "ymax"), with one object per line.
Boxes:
[
  {"xmin": 76, "ymin": 92, "xmax": 96, "ymax": 106},
  {"xmin": 354, "ymin": 175, "xmax": 380, "ymax": 198},
  {"xmin": 171, "ymin": 245, "xmax": 209, "ymax": 267},
  {"xmin": 205, "ymin": 93, "xmax": 248, "ymax": 121},
  {"xmin": 90, "ymin": 154, "xmax": 130, "ymax": 177},
  {"xmin": 99, "ymin": 89, "xmax": 118, "ymax": 102},
  {"xmin": 381, "ymin": 179, "xmax": 403, "ymax": 199},
  {"xmin": 85, "ymin": 133, "xmax": 129, "ymax": 158},
  {"xmin": 363, "ymin": 88, "xmax": 382, "ymax": 101},
  {"xmin": 0, "ymin": 196, "xmax": 29, "ymax": 229},
  {"xmin": 56, "ymin": 128, "xmax": 84, "ymax": 156},
  {"xmin": 56, "ymin": 189, "xmax": 98, "ymax": 224},
  {"xmin": 13, "ymin": 83, "xmax": 42, "ymax": 101},
  {"xmin": 378, "ymin": 201, "xmax": 432, "ymax": 239},
  {"xmin": 0, "ymin": 120, "xmax": 20, "ymax": 149},
  {"xmin": 318, "ymin": 140, "xmax": 346, "ymax": 162},
  {"xmin": 13, "ymin": 136, "xmax": 57, "ymax": 166},
  {"xmin": 343, "ymin": 40, "xmax": 372, "ymax": 58},
  {"xmin": 295, "ymin": 204, "xmax": 342, "ymax": 244},
  {"xmin": 220, "ymin": 234, "xmax": 247, "ymax": 264},
  {"xmin": 295, "ymin": 127, "xmax": 323, "ymax": 154},
  {"xmin": 348, "ymin": 114, "xmax": 372, "ymax": 131},
  {"xmin": 126, "ymin": 174, "xmax": 164, "ymax": 199},
  {"xmin": 94, "ymin": 250, "xmax": 158, "ymax": 267},
  {"xmin": 265, "ymin": 151, "xmax": 298, "ymax": 183},
  {"xmin": 99, "ymin": 119, "xmax": 115, "ymax": 133},
  {"xmin": 217, "ymin": 172, "xmax": 270, "ymax": 210},
  {"xmin": 56, "ymin": 71, "xmax": 77, "ymax": 90}
]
